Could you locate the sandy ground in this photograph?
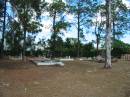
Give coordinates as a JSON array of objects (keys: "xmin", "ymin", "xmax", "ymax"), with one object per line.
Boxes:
[{"xmin": 0, "ymin": 59, "xmax": 130, "ymax": 97}]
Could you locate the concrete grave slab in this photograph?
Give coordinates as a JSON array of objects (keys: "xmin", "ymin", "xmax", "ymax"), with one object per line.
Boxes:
[{"xmin": 33, "ymin": 60, "xmax": 64, "ymax": 66}]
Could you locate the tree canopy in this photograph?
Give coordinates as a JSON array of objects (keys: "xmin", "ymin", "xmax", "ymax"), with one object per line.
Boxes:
[{"xmin": 0, "ymin": 0, "xmax": 130, "ymax": 68}]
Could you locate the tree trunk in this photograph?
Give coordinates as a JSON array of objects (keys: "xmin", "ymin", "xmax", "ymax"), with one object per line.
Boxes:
[
  {"xmin": 77, "ymin": 12, "xmax": 80, "ymax": 57},
  {"xmin": 22, "ymin": 5, "xmax": 27, "ymax": 61},
  {"xmin": 0, "ymin": 0, "xmax": 6, "ymax": 58},
  {"xmin": 95, "ymin": 17, "xmax": 98, "ymax": 55},
  {"xmin": 52, "ymin": 11, "xmax": 56, "ymax": 58},
  {"xmin": 104, "ymin": 0, "xmax": 112, "ymax": 68},
  {"xmin": 77, "ymin": 3, "xmax": 80, "ymax": 58},
  {"xmin": 22, "ymin": 29, "xmax": 26, "ymax": 61},
  {"xmin": 96, "ymin": 35, "xmax": 99, "ymax": 55},
  {"xmin": 112, "ymin": 18, "xmax": 116, "ymax": 42}
]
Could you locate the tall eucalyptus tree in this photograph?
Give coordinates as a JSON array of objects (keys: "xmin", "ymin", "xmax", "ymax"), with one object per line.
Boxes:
[{"xmin": 104, "ymin": 0, "xmax": 112, "ymax": 68}]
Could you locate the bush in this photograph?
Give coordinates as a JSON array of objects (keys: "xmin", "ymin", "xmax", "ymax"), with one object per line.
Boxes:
[{"xmin": 112, "ymin": 40, "xmax": 130, "ymax": 58}]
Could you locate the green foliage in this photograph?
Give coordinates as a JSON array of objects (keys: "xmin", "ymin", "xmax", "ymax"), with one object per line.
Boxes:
[
  {"xmin": 7, "ymin": 0, "xmax": 46, "ymax": 57},
  {"xmin": 81, "ymin": 42, "xmax": 96, "ymax": 57},
  {"xmin": 48, "ymin": 0, "xmax": 68, "ymax": 34},
  {"xmin": 11, "ymin": 0, "xmax": 43, "ymax": 33},
  {"xmin": 47, "ymin": 37, "xmax": 97, "ymax": 58},
  {"xmin": 30, "ymin": 0, "xmax": 48, "ymax": 17},
  {"xmin": 26, "ymin": 35, "xmax": 36, "ymax": 50},
  {"xmin": 48, "ymin": 0, "xmax": 66, "ymax": 16},
  {"xmin": 55, "ymin": 21, "xmax": 70, "ymax": 33},
  {"xmin": 112, "ymin": 40, "xmax": 130, "ymax": 58},
  {"xmin": 27, "ymin": 21, "xmax": 42, "ymax": 33},
  {"xmin": 1, "ymin": 0, "xmax": 130, "ymax": 58},
  {"xmin": 111, "ymin": 0, "xmax": 130, "ymax": 38},
  {"xmin": 0, "ymin": 0, "xmax": 3, "ymax": 10},
  {"xmin": 62, "ymin": 38, "xmax": 78, "ymax": 57},
  {"xmin": 47, "ymin": 0, "xmax": 70, "ymax": 57},
  {"xmin": 5, "ymin": 21, "xmax": 23, "ymax": 56},
  {"xmin": 10, "ymin": 0, "xmax": 46, "ymax": 17},
  {"xmin": 48, "ymin": 35, "xmax": 63, "ymax": 57}
]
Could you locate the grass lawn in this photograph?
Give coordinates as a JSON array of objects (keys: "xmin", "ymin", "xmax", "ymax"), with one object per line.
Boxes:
[{"xmin": 0, "ymin": 59, "xmax": 130, "ymax": 97}]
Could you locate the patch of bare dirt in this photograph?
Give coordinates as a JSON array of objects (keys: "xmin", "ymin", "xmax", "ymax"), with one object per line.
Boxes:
[{"xmin": 0, "ymin": 59, "xmax": 130, "ymax": 97}]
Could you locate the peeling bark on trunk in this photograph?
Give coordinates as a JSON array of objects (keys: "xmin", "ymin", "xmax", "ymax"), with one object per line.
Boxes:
[{"xmin": 104, "ymin": 0, "xmax": 112, "ymax": 68}]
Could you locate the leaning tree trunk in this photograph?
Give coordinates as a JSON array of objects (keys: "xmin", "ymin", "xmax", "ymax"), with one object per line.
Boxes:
[{"xmin": 104, "ymin": 0, "xmax": 112, "ymax": 68}]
